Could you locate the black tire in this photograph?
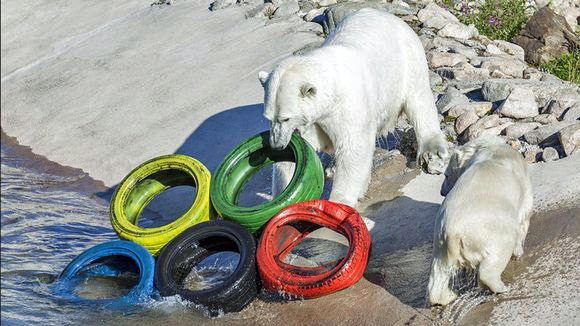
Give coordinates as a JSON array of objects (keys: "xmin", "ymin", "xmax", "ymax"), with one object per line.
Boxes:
[{"xmin": 155, "ymin": 220, "xmax": 258, "ymax": 315}]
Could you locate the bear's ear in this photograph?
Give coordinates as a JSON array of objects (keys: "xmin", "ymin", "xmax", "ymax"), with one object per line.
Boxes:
[
  {"xmin": 258, "ymin": 71, "xmax": 270, "ymax": 87},
  {"xmin": 300, "ymin": 83, "xmax": 317, "ymax": 98}
]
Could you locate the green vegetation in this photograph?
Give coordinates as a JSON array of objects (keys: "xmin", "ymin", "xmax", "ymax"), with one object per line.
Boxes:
[
  {"xmin": 541, "ymin": 49, "xmax": 580, "ymax": 84},
  {"xmin": 439, "ymin": 0, "xmax": 530, "ymax": 41},
  {"xmin": 443, "ymin": 115, "xmax": 457, "ymax": 123}
]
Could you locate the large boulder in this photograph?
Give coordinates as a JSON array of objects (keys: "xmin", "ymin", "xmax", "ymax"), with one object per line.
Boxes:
[
  {"xmin": 435, "ymin": 88, "xmax": 469, "ymax": 114},
  {"xmin": 523, "ymin": 120, "xmax": 576, "ymax": 145},
  {"xmin": 472, "ymin": 56, "xmax": 528, "ymax": 78},
  {"xmin": 558, "ymin": 123, "xmax": 580, "ymax": 156},
  {"xmin": 481, "ymin": 79, "xmax": 580, "ymax": 108},
  {"xmin": 417, "ymin": 3, "xmax": 459, "ymax": 29},
  {"xmin": 496, "ymin": 88, "xmax": 539, "ymax": 119},
  {"xmin": 447, "ymin": 102, "xmax": 492, "ymax": 118},
  {"xmin": 504, "ymin": 122, "xmax": 541, "ymax": 139},
  {"xmin": 427, "ymin": 51, "xmax": 467, "ymax": 68},
  {"xmin": 436, "ymin": 63, "xmax": 490, "ymax": 84},
  {"xmin": 492, "ymin": 40, "xmax": 525, "ymax": 61},
  {"xmin": 512, "ymin": 7, "xmax": 579, "ymax": 65},
  {"xmin": 432, "ymin": 37, "xmax": 478, "ymax": 58},
  {"xmin": 455, "ymin": 110, "xmax": 479, "ymax": 134}
]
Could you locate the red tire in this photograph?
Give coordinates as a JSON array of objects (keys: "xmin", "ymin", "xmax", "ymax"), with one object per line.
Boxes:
[{"xmin": 256, "ymin": 200, "xmax": 371, "ymax": 299}]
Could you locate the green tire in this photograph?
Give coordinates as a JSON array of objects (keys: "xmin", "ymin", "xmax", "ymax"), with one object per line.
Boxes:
[{"xmin": 210, "ymin": 131, "xmax": 324, "ymax": 233}]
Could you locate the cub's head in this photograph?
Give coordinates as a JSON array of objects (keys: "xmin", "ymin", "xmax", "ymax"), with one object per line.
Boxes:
[
  {"xmin": 440, "ymin": 149, "xmax": 466, "ymax": 196},
  {"xmin": 258, "ymin": 58, "xmax": 328, "ymax": 150},
  {"xmin": 440, "ymin": 135, "xmax": 508, "ymax": 196}
]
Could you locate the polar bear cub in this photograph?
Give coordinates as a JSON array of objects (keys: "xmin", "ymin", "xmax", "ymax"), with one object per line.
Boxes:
[
  {"xmin": 428, "ymin": 135, "xmax": 533, "ymax": 306},
  {"xmin": 258, "ymin": 8, "xmax": 448, "ymax": 207}
]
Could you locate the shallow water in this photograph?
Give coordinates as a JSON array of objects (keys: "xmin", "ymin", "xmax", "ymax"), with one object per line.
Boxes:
[
  {"xmin": 0, "ymin": 135, "xmax": 220, "ymax": 325},
  {"xmin": 2, "ymin": 132, "xmax": 579, "ymax": 325}
]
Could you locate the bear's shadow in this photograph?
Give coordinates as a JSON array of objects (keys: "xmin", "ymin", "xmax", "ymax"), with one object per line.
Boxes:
[{"xmin": 364, "ymin": 196, "xmax": 441, "ymax": 308}]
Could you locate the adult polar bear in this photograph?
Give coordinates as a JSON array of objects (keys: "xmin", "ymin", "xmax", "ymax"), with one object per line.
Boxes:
[{"xmin": 258, "ymin": 9, "xmax": 448, "ymax": 206}]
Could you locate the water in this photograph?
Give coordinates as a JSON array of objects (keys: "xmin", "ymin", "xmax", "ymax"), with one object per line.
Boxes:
[
  {"xmin": 0, "ymin": 135, "xmax": 219, "ymax": 325},
  {"xmin": 2, "ymin": 132, "xmax": 579, "ymax": 325}
]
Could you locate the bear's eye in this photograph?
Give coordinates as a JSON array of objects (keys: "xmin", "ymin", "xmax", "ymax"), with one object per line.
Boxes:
[{"xmin": 279, "ymin": 118, "xmax": 290, "ymax": 123}]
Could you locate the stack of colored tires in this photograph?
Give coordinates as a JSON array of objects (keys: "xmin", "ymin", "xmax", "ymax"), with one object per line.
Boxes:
[{"xmin": 53, "ymin": 130, "xmax": 371, "ymax": 315}]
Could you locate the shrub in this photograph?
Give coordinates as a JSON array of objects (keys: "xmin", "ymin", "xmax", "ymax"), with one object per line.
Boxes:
[
  {"xmin": 439, "ymin": 0, "xmax": 530, "ymax": 41},
  {"xmin": 540, "ymin": 49, "xmax": 580, "ymax": 84}
]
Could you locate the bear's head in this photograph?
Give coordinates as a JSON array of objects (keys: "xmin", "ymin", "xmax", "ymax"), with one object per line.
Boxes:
[{"xmin": 258, "ymin": 58, "xmax": 329, "ymax": 150}]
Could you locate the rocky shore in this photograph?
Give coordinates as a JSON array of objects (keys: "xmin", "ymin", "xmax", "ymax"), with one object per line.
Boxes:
[{"xmin": 214, "ymin": 0, "xmax": 580, "ymax": 165}]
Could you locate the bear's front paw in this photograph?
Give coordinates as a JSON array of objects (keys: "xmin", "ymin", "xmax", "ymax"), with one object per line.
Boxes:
[{"xmin": 418, "ymin": 136, "xmax": 449, "ymax": 175}]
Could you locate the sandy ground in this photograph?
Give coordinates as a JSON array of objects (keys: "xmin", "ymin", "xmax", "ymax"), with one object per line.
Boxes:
[{"xmin": 1, "ymin": 0, "xmax": 322, "ymax": 186}]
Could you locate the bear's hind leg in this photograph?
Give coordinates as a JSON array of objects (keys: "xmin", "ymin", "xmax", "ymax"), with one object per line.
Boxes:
[
  {"xmin": 477, "ymin": 249, "xmax": 511, "ymax": 293},
  {"xmin": 428, "ymin": 257, "xmax": 458, "ymax": 306}
]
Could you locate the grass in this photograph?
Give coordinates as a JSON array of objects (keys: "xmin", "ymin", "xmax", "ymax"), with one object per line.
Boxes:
[
  {"xmin": 540, "ymin": 49, "xmax": 580, "ymax": 84},
  {"xmin": 438, "ymin": 0, "xmax": 530, "ymax": 41}
]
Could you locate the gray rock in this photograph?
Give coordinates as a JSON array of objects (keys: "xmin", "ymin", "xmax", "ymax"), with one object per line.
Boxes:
[
  {"xmin": 447, "ymin": 102, "xmax": 492, "ymax": 118},
  {"xmin": 437, "ymin": 22, "xmax": 478, "ymax": 39},
  {"xmin": 492, "ymin": 40, "xmax": 526, "ymax": 61},
  {"xmin": 534, "ymin": 114, "xmax": 559, "ymax": 124},
  {"xmin": 507, "ymin": 138, "xmax": 523, "ymax": 151},
  {"xmin": 562, "ymin": 105, "xmax": 580, "ymax": 122},
  {"xmin": 463, "ymin": 114, "xmax": 500, "ymax": 141},
  {"xmin": 542, "ymin": 147, "xmax": 560, "ymax": 161},
  {"xmin": 298, "ymin": 0, "xmax": 317, "ymax": 13},
  {"xmin": 432, "ymin": 37, "xmax": 478, "ymax": 58},
  {"xmin": 558, "ymin": 123, "xmax": 580, "ymax": 156},
  {"xmin": 290, "ymin": 22, "xmax": 324, "ymax": 34},
  {"xmin": 210, "ymin": 0, "xmax": 237, "ymax": 11},
  {"xmin": 317, "ymin": 0, "xmax": 337, "ymax": 7},
  {"xmin": 523, "ymin": 144, "xmax": 542, "ymax": 163},
  {"xmin": 540, "ymin": 73, "xmax": 562, "ymax": 83},
  {"xmin": 504, "ymin": 122, "xmax": 541, "ymax": 139},
  {"xmin": 436, "ymin": 64, "xmax": 489, "ymax": 83},
  {"xmin": 429, "ymin": 70, "xmax": 443, "ymax": 88},
  {"xmin": 271, "ymin": 0, "xmax": 284, "ymax": 7},
  {"xmin": 420, "ymin": 35, "xmax": 435, "ymax": 51},
  {"xmin": 481, "ymin": 79, "xmax": 580, "ymax": 107},
  {"xmin": 304, "ymin": 8, "xmax": 326, "ymax": 22},
  {"xmin": 523, "ymin": 67, "xmax": 543, "ymax": 81},
  {"xmin": 274, "ymin": 1, "xmax": 300, "ymax": 17},
  {"xmin": 496, "ymin": 88, "xmax": 539, "ymax": 119},
  {"xmin": 292, "ymin": 41, "xmax": 323, "ymax": 55},
  {"xmin": 427, "ymin": 51, "xmax": 468, "ymax": 68},
  {"xmin": 245, "ymin": 3, "xmax": 271, "ymax": 18},
  {"xmin": 476, "ymin": 56, "xmax": 528, "ymax": 78},
  {"xmin": 523, "ymin": 121, "xmax": 576, "ymax": 145},
  {"xmin": 485, "ymin": 43, "xmax": 505, "ymax": 56},
  {"xmin": 436, "ymin": 88, "xmax": 470, "ymax": 114},
  {"xmin": 542, "ymin": 97, "xmax": 580, "ymax": 118},
  {"xmin": 417, "ymin": 3, "xmax": 458, "ymax": 29},
  {"xmin": 455, "ymin": 110, "xmax": 479, "ymax": 134}
]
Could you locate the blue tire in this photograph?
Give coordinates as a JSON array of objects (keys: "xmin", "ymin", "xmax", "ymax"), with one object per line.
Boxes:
[{"xmin": 54, "ymin": 240, "xmax": 155, "ymax": 306}]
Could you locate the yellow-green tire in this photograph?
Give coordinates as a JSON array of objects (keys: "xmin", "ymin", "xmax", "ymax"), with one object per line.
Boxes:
[{"xmin": 110, "ymin": 154, "xmax": 215, "ymax": 256}]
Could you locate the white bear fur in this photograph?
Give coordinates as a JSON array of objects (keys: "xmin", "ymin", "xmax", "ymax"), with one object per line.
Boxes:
[
  {"xmin": 428, "ymin": 135, "xmax": 533, "ymax": 306},
  {"xmin": 258, "ymin": 9, "xmax": 448, "ymax": 207}
]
